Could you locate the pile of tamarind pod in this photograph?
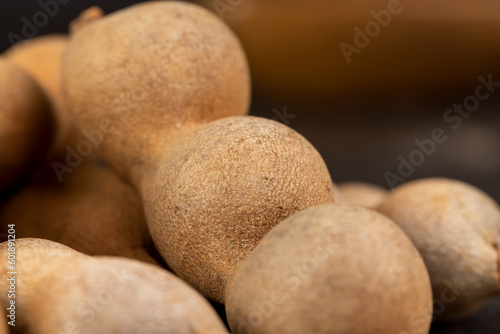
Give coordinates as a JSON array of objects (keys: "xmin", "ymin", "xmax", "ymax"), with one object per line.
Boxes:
[
  {"xmin": 0, "ymin": 30, "xmax": 159, "ymax": 265},
  {"xmin": 0, "ymin": 1, "xmax": 499, "ymax": 333},
  {"xmin": 196, "ymin": 0, "xmax": 500, "ymax": 103}
]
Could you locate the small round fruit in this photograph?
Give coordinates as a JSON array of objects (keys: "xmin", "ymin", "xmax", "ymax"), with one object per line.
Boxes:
[
  {"xmin": 226, "ymin": 203, "xmax": 433, "ymax": 334},
  {"xmin": 378, "ymin": 178, "xmax": 500, "ymax": 320}
]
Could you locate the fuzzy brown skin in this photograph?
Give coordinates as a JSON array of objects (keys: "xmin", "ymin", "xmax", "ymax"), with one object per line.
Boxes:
[
  {"xmin": 0, "ymin": 145, "xmax": 156, "ymax": 264},
  {"xmin": 5, "ymin": 35, "xmax": 69, "ymax": 156},
  {"xmin": 226, "ymin": 204, "xmax": 433, "ymax": 334},
  {"xmin": 338, "ymin": 182, "xmax": 388, "ymax": 209},
  {"xmin": 3, "ymin": 33, "xmax": 155, "ymax": 264},
  {"xmin": 0, "ymin": 59, "xmax": 56, "ymax": 191},
  {"xmin": 0, "ymin": 239, "xmax": 228, "ymax": 334},
  {"xmin": 144, "ymin": 116, "xmax": 335, "ymax": 302},
  {"xmin": 63, "ymin": 2, "xmax": 336, "ymax": 302},
  {"xmin": 62, "ymin": 1, "xmax": 251, "ymax": 181},
  {"xmin": 377, "ymin": 178, "xmax": 500, "ymax": 320}
]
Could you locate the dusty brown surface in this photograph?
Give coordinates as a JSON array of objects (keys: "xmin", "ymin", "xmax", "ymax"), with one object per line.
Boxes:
[
  {"xmin": 62, "ymin": 1, "xmax": 250, "ymax": 183},
  {"xmin": 0, "ymin": 238, "xmax": 229, "ymax": 334},
  {"xmin": 147, "ymin": 116, "xmax": 336, "ymax": 302},
  {"xmin": 62, "ymin": 2, "xmax": 338, "ymax": 304},
  {"xmin": 226, "ymin": 203, "xmax": 433, "ymax": 334},
  {"xmin": 1, "ymin": 1, "xmax": 499, "ymax": 331},
  {"xmin": 378, "ymin": 178, "xmax": 500, "ymax": 320},
  {"xmin": 0, "ymin": 153, "xmax": 156, "ymax": 264}
]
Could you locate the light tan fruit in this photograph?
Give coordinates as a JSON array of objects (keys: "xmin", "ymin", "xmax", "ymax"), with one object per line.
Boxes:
[
  {"xmin": 63, "ymin": 1, "xmax": 251, "ymax": 179},
  {"xmin": 3, "ymin": 32, "xmax": 155, "ymax": 264},
  {"xmin": 144, "ymin": 116, "xmax": 336, "ymax": 302},
  {"xmin": 226, "ymin": 203, "xmax": 433, "ymax": 334},
  {"xmin": 378, "ymin": 178, "xmax": 500, "ymax": 320},
  {"xmin": 0, "ymin": 238, "xmax": 228, "ymax": 334},
  {"xmin": 62, "ymin": 2, "xmax": 336, "ymax": 302}
]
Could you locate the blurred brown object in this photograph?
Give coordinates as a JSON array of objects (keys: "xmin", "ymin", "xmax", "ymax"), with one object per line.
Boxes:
[
  {"xmin": 196, "ymin": 0, "xmax": 500, "ymax": 103},
  {"xmin": 337, "ymin": 182, "xmax": 388, "ymax": 208},
  {"xmin": 0, "ymin": 59, "xmax": 56, "ymax": 192},
  {"xmin": 0, "ymin": 135, "xmax": 159, "ymax": 265},
  {"xmin": 4, "ymin": 35, "xmax": 66, "ymax": 109},
  {"xmin": 4, "ymin": 35, "xmax": 70, "ymax": 157}
]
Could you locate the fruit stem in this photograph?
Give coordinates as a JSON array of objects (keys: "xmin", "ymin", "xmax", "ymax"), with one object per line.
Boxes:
[{"xmin": 69, "ymin": 6, "xmax": 104, "ymax": 34}]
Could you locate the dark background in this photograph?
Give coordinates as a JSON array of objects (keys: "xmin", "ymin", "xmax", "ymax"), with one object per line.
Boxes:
[
  {"xmin": 1, "ymin": 1, "xmax": 499, "ymax": 333},
  {"xmin": 0, "ymin": 1, "xmax": 150, "ymax": 51},
  {"xmin": 0, "ymin": 1, "xmax": 498, "ymax": 201}
]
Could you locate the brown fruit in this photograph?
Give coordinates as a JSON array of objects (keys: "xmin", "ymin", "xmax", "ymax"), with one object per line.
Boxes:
[
  {"xmin": 337, "ymin": 182, "xmax": 388, "ymax": 208},
  {"xmin": 0, "ymin": 59, "xmax": 55, "ymax": 191},
  {"xmin": 144, "ymin": 116, "xmax": 336, "ymax": 302},
  {"xmin": 5, "ymin": 35, "xmax": 66, "ymax": 109},
  {"xmin": 377, "ymin": 178, "xmax": 500, "ymax": 320},
  {"xmin": 0, "ymin": 312, "xmax": 6, "ymax": 334},
  {"xmin": 226, "ymin": 203, "xmax": 433, "ymax": 334},
  {"xmin": 0, "ymin": 149, "xmax": 156, "ymax": 264},
  {"xmin": 0, "ymin": 238, "xmax": 228, "ymax": 333},
  {"xmin": 63, "ymin": 1, "xmax": 251, "ymax": 179},
  {"xmin": 62, "ymin": 2, "xmax": 336, "ymax": 302},
  {"xmin": 4, "ymin": 35, "xmax": 69, "ymax": 155},
  {"xmin": 2, "ymin": 31, "xmax": 155, "ymax": 264}
]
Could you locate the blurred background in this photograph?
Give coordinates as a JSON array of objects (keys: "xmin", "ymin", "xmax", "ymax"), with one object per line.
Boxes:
[
  {"xmin": 1, "ymin": 0, "xmax": 498, "ymax": 198},
  {"xmin": 1, "ymin": 1, "xmax": 499, "ymax": 332}
]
